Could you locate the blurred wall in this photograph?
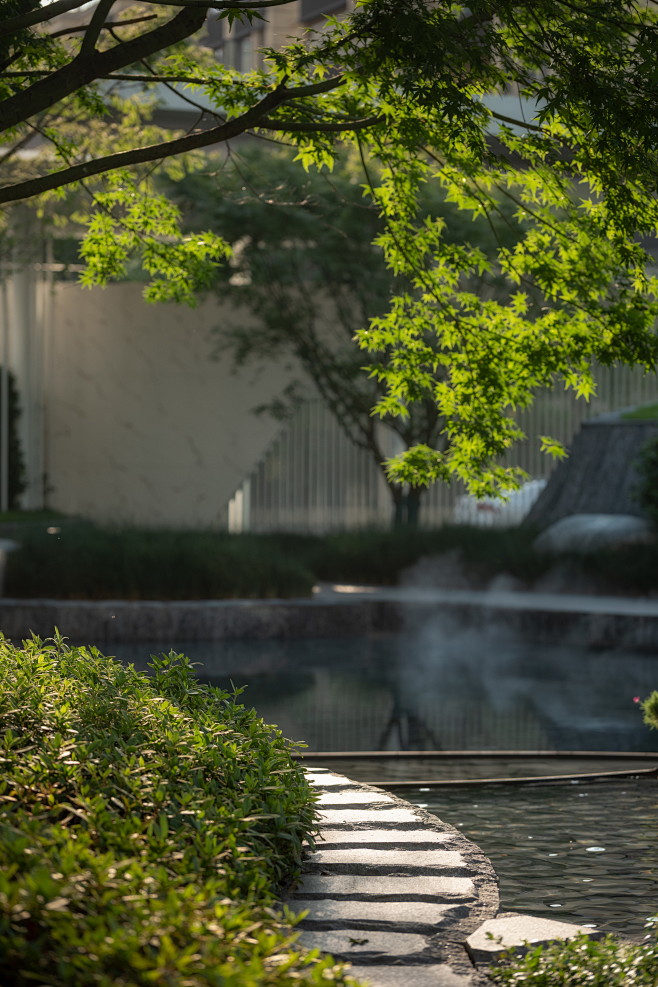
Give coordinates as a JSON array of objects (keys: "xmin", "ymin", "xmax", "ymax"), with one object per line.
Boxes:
[{"xmin": 45, "ymin": 283, "xmax": 298, "ymax": 528}]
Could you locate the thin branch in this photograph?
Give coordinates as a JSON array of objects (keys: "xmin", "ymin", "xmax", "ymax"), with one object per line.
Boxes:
[
  {"xmin": 0, "ymin": 81, "xmax": 354, "ymax": 204},
  {"xmin": 489, "ymin": 109, "xmax": 544, "ymax": 133},
  {"xmin": 49, "ymin": 14, "xmax": 159, "ymax": 41},
  {"xmin": 0, "ymin": 0, "xmax": 91, "ymax": 38},
  {"xmin": 257, "ymin": 114, "xmax": 383, "ymax": 132},
  {"xmin": 1, "ymin": 71, "xmax": 220, "ymax": 82},
  {"xmin": 138, "ymin": 0, "xmax": 298, "ymax": 8},
  {"xmin": 80, "ymin": 0, "xmax": 116, "ymax": 57},
  {"xmin": 0, "ymin": 128, "xmax": 38, "ymax": 167},
  {"xmin": 0, "ymin": 5, "xmax": 207, "ymax": 134},
  {"xmin": 0, "ymin": 0, "xmax": 296, "ymax": 39}
]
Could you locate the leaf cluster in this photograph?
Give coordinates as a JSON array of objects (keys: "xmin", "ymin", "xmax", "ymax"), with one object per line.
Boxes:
[
  {"xmin": 489, "ymin": 918, "xmax": 658, "ymax": 986},
  {"xmin": 5, "ymin": 1, "xmax": 658, "ymax": 494},
  {"xmin": 0, "ymin": 636, "xmax": 360, "ymax": 986}
]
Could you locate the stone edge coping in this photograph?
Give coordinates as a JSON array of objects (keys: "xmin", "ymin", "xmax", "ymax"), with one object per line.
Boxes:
[
  {"xmin": 284, "ymin": 770, "xmax": 608, "ymax": 987},
  {"xmin": 3, "ymin": 589, "xmax": 658, "ymax": 645},
  {"xmin": 284, "ymin": 768, "xmax": 500, "ymax": 986}
]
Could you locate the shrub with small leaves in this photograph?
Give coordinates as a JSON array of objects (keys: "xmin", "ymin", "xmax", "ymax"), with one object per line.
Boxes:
[
  {"xmin": 489, "ymin": 918, "xmax": 658, "ymax": 986},
  {"xmin": 0, "ymin": 635, "xmax": 361, "ymax": 986},
  {"xmin": 641, "ymin": 691, "xmax": 658, "ymax": 732}
]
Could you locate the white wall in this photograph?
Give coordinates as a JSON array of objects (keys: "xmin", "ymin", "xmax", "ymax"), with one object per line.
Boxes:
[{"xmin": 45, "ymin": 283, "xmax": 299, "ymax": 529}]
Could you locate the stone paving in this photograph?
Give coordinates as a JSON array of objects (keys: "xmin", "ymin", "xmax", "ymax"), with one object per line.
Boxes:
[
  {"xmin": 285, "ymin": 768, "xmax": 606, "ymax": 987},
  {"xmin": 285, "ymin": 768, "xmax": 499, "ymax": 986}
]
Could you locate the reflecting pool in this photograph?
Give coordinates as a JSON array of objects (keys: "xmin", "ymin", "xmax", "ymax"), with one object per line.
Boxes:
[
  {"xmin": 109, "ymin": 631, "xmax": 658, "ymax": 752},
  {"xmin": 395, "ymin": 778, "xmax": 658, "ymax": 939}
]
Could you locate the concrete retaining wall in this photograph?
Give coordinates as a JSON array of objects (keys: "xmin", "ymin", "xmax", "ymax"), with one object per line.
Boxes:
[{"xmin": 3, "ymin": 588, "xmax": 658, "ymax": 650}]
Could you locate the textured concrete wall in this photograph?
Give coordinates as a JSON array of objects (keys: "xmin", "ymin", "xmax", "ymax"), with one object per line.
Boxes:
[
  {"xmin": 46, "ymin": 283, "xmax": 298, "ymax": 528},
  {"xmin": 525, "ymin": 413, "xmax": 658, "ymax": 530}
]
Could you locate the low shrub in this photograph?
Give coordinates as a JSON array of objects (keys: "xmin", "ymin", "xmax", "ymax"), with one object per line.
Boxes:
[
  {"xmin": 0, "ymin": 637, "xmax": 358, "ymax": 986},
  {"xmin": 7, "ymin": 517, "xmax": 658, "ymax": 599},
  {"xmin": 302, "ymin": 525, "xmax": 548, "ymax": 588},
  {"xmin": 641, "ymin": 691, "xmax": 658, "ymax": 731},
  {"xmin": 489, "ymin": 918, "xmax": 658, "ymax": 986},
  {"xmin": 5, "ymin": 524, "xmax": 314, "ymax": 599}
]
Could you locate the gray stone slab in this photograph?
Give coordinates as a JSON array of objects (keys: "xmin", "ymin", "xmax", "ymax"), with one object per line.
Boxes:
[
  {"xmin": 308, "ymin": 848, "xmax": 466, "ymax": 871},
  {"xmin": 289, "ymin": 898, "xmax": 461, "ymax": 931},
  {"xmin": 290, "ymin": 874, "xmax": 476, "ymax": 901},
  {"xmin": 348, "ymin": 964, "xmax": 476, "ymax": 986},
  {"xmin": 318, "ymin": 808, "xmax": 421, "ymax": 825},
  {"xmin": 318, "ymin": 829, "xmax": 456, "ymax": 846},
  {"xmin": 306, "ymin": 773, "xmax": 356, "ymax": 787},
  {"xmin": 296, "ymin": 928, "xmax": 427, "ymax": 958},
  {"xmin": 466, "ymin": 912, "xmax": 605, "ymax": 965},
  {"xmin": 316, "ymin": 790, "xmax": 396, "ymax": 806}
]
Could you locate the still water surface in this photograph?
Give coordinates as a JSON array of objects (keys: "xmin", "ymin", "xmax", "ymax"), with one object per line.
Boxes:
[
  {"xmin": 112, "ymin": 632, "xmax": 658, "ymax": 752},
  {"xmin": 396, "ymin": 779, "xmax": 658, "ymax": 939},
  {"xmin": 108, "ymin": 633, "xmax": 658, "ymax": 938}
]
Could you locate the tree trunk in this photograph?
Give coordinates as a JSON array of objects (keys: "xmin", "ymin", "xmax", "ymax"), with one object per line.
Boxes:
[{"xmin": 391, "ymin": 486, "xmax": 423, "ymax": 528}]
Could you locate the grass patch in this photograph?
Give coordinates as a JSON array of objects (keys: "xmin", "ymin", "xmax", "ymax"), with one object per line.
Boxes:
[
  {"xmin": 489, "ymin": 920, "xmax": 658, "ymax": 985},
  {"xmin": 0, "ymin": 636, "xmax": 359, "ymax": 986},
  {"xmin": 621, "ymin": 403, "xmax": 658, "ymax": 420}
]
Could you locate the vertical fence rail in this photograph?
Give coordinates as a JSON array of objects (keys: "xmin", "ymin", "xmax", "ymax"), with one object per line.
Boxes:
[{"xmin": 225, "ymin": 365, "xmax": 658, "ymax": 533}]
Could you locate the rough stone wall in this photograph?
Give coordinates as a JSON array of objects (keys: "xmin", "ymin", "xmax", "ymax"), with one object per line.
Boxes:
[{"xmin": 525, "ymin": 413, "xmax": 658, "ymax": 530}]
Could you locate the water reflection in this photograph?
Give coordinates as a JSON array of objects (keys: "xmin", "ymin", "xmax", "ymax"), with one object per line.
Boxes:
[
  {"xmin": 108, "ymin": 628, "xmax": 658, "ymax": 752},
  {"xmin": 400, "ymin": 779, "xmax": 658, "ymax": 938}
]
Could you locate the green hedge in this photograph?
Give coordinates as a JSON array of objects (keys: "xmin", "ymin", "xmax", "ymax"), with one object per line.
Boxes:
[
  {"xmin": 489, "ymin": 920, "xmax": 658, "ymax": 986},
  {"xmin": 9, "ymin": 519, "xmax": 658, "ymax": 600},
  {"xmin": 0, "ymin": 637, "xmax": 359, "ymax": 986},
  {"xmin": 5, "ymin": 525, "xmax": 315, "ymax": 599}
]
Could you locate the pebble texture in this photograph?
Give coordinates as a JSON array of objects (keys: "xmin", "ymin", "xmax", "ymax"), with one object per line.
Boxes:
[{"xmin": 285, "ymin": 769, "xmax": 500, "ymax": 986}]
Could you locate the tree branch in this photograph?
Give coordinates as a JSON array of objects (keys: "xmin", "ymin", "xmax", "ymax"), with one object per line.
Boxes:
[
  {"xmin": 49, "ymin": 14, "xmax": 160, "ymax": 41},
  {"xmin": 0, "ymin": 83, "xmax": 284, "ymax": 204},
  {"xmin": 0, "ymin": 1, "xmax": 91, "ymax": 38},
  {"xmin": 258, "ymin": 114, "xmax": 384, "ymax": 132},
  {"xmin": 137, "ymin": 0, "xmax": 298, "ymax": 9},
  {"xmin": 0, "ymin": 89, "xmax": 379, "ymax": 205},
  {"xmin": 0, "ymin": 0, "xmax": 296, "ymax": 39},
  {"xmin": 489, "ymin": 109, "xmax": 543, "ymax": 133},
  {"xmin": 79, "ymin": 0, "xmax": 116, "ymax": 57},
  {"xmin": 0, "ymin": 6, "xmax": 207, "ymax": 134}
]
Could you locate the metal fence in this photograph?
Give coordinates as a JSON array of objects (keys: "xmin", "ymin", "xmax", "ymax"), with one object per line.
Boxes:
[{"xmin": 226, "ymin": 365, "xmax": 658, "ymax": 533}]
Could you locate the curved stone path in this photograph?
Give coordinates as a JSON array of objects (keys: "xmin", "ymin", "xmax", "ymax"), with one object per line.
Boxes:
[
  {"xmin": 287, "ymin": 768, "xmax": 606, "ymax": 987},
  {"xmin": 286, "ymin": 768, "xmax": 499, "ymax": 986}
]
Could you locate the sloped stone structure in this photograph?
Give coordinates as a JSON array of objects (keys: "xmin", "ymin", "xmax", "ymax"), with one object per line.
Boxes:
[{"xmin": 525, "ymin": 411, "xmax": 658, "ymax": 531}]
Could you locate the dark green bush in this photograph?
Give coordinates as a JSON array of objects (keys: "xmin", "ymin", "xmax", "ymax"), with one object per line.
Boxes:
[
  {"xmin": 7, "ymin": 518, "xmax": 658, "ymax": 600},
  {"xmin": 0, "ymin": 637, "xmax": 359, "ymax": 986},
  {"xmin": 300, "ymin": 525, "xmax": 547, "ymax": 587},
  {"xmin": 634, "ymin": 434, "xmax": 658, "ymax": 527},
  {"xmin": 489, "ymin": 919, "xmax": 658, "ymax": 986},
  {"xmin": 5, "ymin": 525, "xmax": 314, "ymax": 599}
]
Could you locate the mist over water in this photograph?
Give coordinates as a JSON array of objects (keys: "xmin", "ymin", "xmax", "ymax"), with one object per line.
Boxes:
[{"xmin": 380, "ymin": 551, "xmax": 658, "ymax": 751}]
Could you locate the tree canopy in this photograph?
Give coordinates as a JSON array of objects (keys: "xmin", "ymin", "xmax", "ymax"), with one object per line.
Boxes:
[
  {"xmin": 170, "ymin": 145, "xmax": 524, "ymax": 524},
  {"xmin": 3, "ymin": 0, "xmax": 658, "ymax": 494}
]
